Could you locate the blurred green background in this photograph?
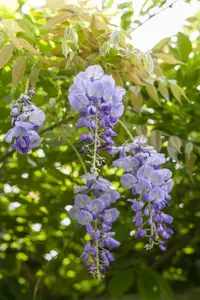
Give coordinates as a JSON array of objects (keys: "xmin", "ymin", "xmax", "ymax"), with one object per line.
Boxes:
[{"xmin": 0, "ymin": 0, "xmax": 200, "ymax": 299}]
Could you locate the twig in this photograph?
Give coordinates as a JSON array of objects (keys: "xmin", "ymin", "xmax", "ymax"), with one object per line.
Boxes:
[
  {"xmin": 131, "ymin": 0, "xmax": 179, "ymax": 33},
  {"xmin": 32, "ymin": 261, "xmax": 50, "ymax": 300},
  {"xmin": 39, "ymin": 115, "xmax": 75, "ymax": 134},
  {"xmin": 67, "ymin": 139, "xmax": 87, "ymax": 174},
  {"xmin": 118, "ymin": 119, "xmax": 134, "ymax": 141},
  {"xmin": 32, "ymin": 233, "xmax": 75, "ymax": 300}
]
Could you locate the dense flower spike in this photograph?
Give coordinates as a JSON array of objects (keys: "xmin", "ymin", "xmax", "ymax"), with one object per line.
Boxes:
[
  {"xmin": 5, "ymin": 88, "xmax": 45, "ymax": 154},
  {"xmin": 69, "ymin": 174, "xmax": 120, "ymax": 278},
  {"xmin": 113, "ymin": 136, "xmax": 174, "ymax": 251},
  {"xmin": 68, "ymin": 65, "xmax": 126, "ymax": 160}
]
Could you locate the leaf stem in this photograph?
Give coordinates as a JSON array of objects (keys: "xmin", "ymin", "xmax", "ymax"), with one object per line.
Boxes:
[
  {"xmin": 67, "ymin": 139, "xmax": 87, "ymax": 174},
  {"xmin": 118, "ymin": 119, "xmax": 134, "ymax": 141}
]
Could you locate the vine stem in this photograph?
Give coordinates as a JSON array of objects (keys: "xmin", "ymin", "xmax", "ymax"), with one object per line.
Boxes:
[
  {"xmin": 118, "ymin": 119, "xmax": 134, "ymax": 141},
  {"xmin": 92, "ymin": 114, "xmax": 99, "ymax": 176},
  {"xmin": 91, "ymin": 114, "xmax": 101, "ymax": 279},
  {"xmin": 33, "ymin": 260, "xmax": 50, "ymax": 300},
  {"xmin": 67, "ymin": 139, "xmax": 87, "ymax": 174}
]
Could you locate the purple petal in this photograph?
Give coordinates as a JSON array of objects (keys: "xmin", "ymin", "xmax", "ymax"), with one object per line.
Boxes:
[
  {"xmin": 135, "ymin": 178, "xmax": 151, "ymax": 194},
  {"xmin": 148, "ymin": 170, "xmax": 164, "ymax": 185},
  {"xmin": 104, "ymin": 237, "xmax": 120, "ymax": 249},
  {"xmin": 133, "ymin": 135, "xmax": 148, "ymax": 144},
  {"xmin": 87, "ymin": 199, "xmax": 104, "ymax": 213},
  {"xmin": 135, "ymin": 229, "xmax": 146, "ymax": 238},
  {"xmin": 29, "ymin": 130, "xmax": 41, "ymax": 148},
  {"xmin": 146, "ymin": 153, "xmax": 166, "ymax": 166},
  {"xmin": 113, "ymin": 157, "xmax": 139, "ymax": 172},
  {"xmin": 5, "ymin": 129, "xmax": 14, "ymax": 143},
  {"xmin": 120, "ymin": 174, "xmax": 137, "ymax": 189},
  {"xmin": 69, "ymin": 206, "xmax": 80, "ymax": 220},
  {"xmin": 103, "ymin": 208, "xmax": 119, "ymax": 224},
  {"xmin": 137, "ymin": 164, "xmax": 154, "ymax": 179},
  {"xmin": 85, "ymin": 65, "xmax": 104, "ymax": 80},
  {"xmin": 29, "ymin": 108, "xmax": 46, "ymax": 126},
  {"xmin": 148, "ymin": 186, "xmax": 165, "ymax": 202},
  {"xmin": 77, "ymin": 210, "xmax": 93, "ymax": 225},
  {"xmin": 12, "ymin": 125, "xmax": 28, "ymax": 138},
  {"xmin": 68, "ymin": 94, "xmax": 89, "ymax": 111},
  {"xmin": 74, "ymin": 194, "xmax": 90, "ymax": 209}
]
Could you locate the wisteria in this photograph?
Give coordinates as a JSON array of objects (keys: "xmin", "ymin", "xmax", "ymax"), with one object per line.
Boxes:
[
  {"xmin": 68, "ymin": 65, "xmax": 124, "ymax": 278},
  {"xmin": 5, "ymin": 88, "xmax": 45, "ymax": 155},
  {"xmin": 113, "ymin": 136, "xmax": 174, "ymax": 251},
  {"xmin": 69, "ymin": 174, "xmax": 120, "ymax": 279},
  {"xmin": 68, "ymin": 65, "xmax": 125, "ymax": 160}
]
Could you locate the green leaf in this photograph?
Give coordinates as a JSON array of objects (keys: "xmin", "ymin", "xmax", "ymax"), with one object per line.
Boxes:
[
  {"xmin": 15, "ymin": 19, "xmax": 35, "ymax": 40},
  {"xmin": 12, "ymin": 56, "xmax": 26, "ymax": 86},
  {"xmin": 158, "ymin": 81, "xmax": 169, "ymax": 101},
  {"xmin": 154, "ymin": 272, "xmax": 174, "ymax": 300},
  {"xmin": 153, "ymin": 52, "xmax": 184, "ymax": 65},
  {"xmin": 167, "ymin": 145, "xmax": 177, "ymax": 160},
  {"xmin": 44, "ymin": 12, "xmax": 72, "ymax": 28},
  {"xmin": 0, "ymin": 31, "xmax": 4, "ymax": 46},
  {"xmin": 169, "ymin": 136, "xmax": 182, "ymax": 153},
  {"xmin": 121, "ymin": 11, "xmax": 133, "ymax": 30},
  {"xmin": 185, "ymin": 142, "xmax": 193, "ymax": 154},
  {"xmin": 7, "ymin": 29, "xmax": 21, "ymax": 49},
  {"xmin": 145, "ymin": 81, "xmax": 160, "ymax": 104},
  {"xmin": 150, "ymin": 130, "xmax": 162, "ymax": 151},
  {"xmin": 137, "ymin": 268, "xmax": 160, "ymax": 300},
  {"xmin": 108, "ymin": 269, "xmax": 134, "ymax": 298},
  {"xmin": 177, "ymin": 32, "xmax": 192, "ymax": 63},
  {"xmin": 152, "ymin": 37, "xmax": 170, "ymax": 51},
  {"xmin": 186, "ymin": 151, "xmax": 196, "ymax": 181},
  {"xmin": 169, "ymin": 80, "xmax": 181, "ymax": 104},
  {"xmin": 99, "ymin": 41, "xmax": 110, "ymax": 56},
  {"xmin": 110, "ymin": 30, "xmax": 120, "ymax": 46},
  {"xmin": 19, "ymin": 38, "xmax": 48, "ymax": 64},
  {"xmin": 0, "ymin": 43, "xmax": 13, "ymax": 68},
  {"xmin": 138, "ymin": 268, "xmax": 173, "ymax": 300},
  {"xmin": 130, "ymin": 91, "xmax": 143, "ymax": 111}
]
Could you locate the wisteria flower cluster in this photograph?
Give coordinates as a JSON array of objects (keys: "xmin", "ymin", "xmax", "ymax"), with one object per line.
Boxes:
[
  {"xmin": 68, "ymin": 65, "xmax": 126, "ymax": 156},
  {"xmin": 113, "ymin": 136, "xmax": 174, "ymax": 251},
  {"xmin": 4, "ymin": 65, "xmax": 174, "ymax": 279},
  {"xmin": 5, "ymin": 88, "xmax": 45, "ymax": 155},
  {"xmin": 69, "ymin": 173, "xmax": 120, "ymax": 279}
]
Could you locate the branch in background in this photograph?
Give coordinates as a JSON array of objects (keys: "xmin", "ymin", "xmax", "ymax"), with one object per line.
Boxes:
[
  {"xmin": 132, "ymin": 0, "xmax": 179, "ymax": 33},
  {"xmin": 39, "ymin": 115, "xmax": 75, "ymax": 134}
]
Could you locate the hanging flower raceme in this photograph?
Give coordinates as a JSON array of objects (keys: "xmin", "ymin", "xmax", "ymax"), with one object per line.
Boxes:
[
  {"xmin": 68, "ymin": 65, "xmax": 126, "ymax": 155},
  {"xmin": 5, "ymin": 88, "xmax": 45, "ymax": 155},
  {"xmin": 113, "ymin": 136, "xmax": 174, "ymax": 251},
  {"xmin": 69, "ymin": 173, "xmax": 120, "ymax": 279}
]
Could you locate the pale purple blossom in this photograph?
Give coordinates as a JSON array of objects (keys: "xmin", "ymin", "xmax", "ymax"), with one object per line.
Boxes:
[
  {"xmin": 69, "ymin": 174, "xmax": 120, "ymax": 278},
  {"xmin": 5, "ymin": 89, "xmax": 45, "ymax": 154},
  {"xmin": 68, "ymin": 65, "xmax": 126, "ymax": 154},
  {"xmin": 113, "ymin": 136, "xmax": 174, "ymax": 251}
]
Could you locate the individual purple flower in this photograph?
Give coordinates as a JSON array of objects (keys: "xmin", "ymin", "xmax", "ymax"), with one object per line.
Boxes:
[
  {"xmin": 68, "ymin": 65, "xmax": 126, "ymax": 157},
  {"xmin": 69, "ymin": 174, "xmax": 120, "ymax": 279},
  {"xmin": 5, "ymin": 88, "xmax": 45, "ymax": 155},
  {"xmin": 113, "ymin": 136, "xmax": 174, "ymax": 251}
]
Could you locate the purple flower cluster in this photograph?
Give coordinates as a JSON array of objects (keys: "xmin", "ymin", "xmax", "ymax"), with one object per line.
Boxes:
[
  {"xmin": 69, "ymin": 173, "xmax": 120, "ymax": 278},
  {"xmin": 5, "ymin": 89, "xmax": 45, "ymax": 155},
  {"xmin": 68, "ymin": 65, "xmax": 126, "ymax": 153},
  {"xmin": 113, "ymin": 136, "xmax": 174, "ymax": 251}
]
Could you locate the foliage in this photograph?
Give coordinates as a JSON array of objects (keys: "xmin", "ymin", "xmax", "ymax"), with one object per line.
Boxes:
[{"xmin": 0, "ymin": 0, "xmax": 200, "ymax": 299}]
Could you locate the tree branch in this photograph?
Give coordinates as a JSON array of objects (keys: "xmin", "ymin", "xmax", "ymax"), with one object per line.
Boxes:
[{"xmin": 132, "ymin": 0, "xmax": 179, "ymax": 33}]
